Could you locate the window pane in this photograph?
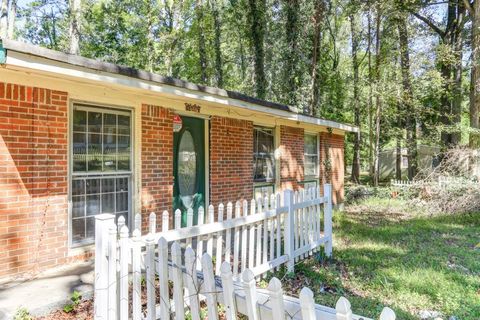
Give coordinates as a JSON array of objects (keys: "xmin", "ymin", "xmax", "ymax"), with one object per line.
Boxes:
[
  {"xmin": 72, "ymin": 219, "xmax": 85, "ymax": 243},
  {"xmin": 88, "ymin": 112, "xmax": 102, "ymax": 133},
  {"xmin": 304, "ymin": 135, "xmax": 317, "ymax": 155},
  {"xmin": 254, "ymin": 128, "xmax": 275, "ymax": 182},
  {"xmin": 102, "ymin": 178, "xmax": 115, "ymax": 193},
  {"xmin": 86, "ymin": 217, "xmax": 95, "ymax": 240},
  {"xmin": 86, "ymin": 179, "xmax": 100, "ymax": 194},
  {"xmin": 305, "ymin": 155, "xmax": 318, "ymax": 176},
  {"xmin": 73, "ymin": 110, "xmax": 87, "ymax": 132},
  {"xmin": 86, "ymin": 194, "xmax": 100, "ymax": 216},
  {"xmin": 103, "ymin": 113, "xmax": 117, "ymax": 134},
  {"xmin": 102, "ymin": 193, "xmax": 115, "ymax": 213},
  {"xmin": 118, "ymin": 115, "xmax": 130, "ymax": 135},
  {"xmin": 73, "ymin": 133, "xmax": 87, "ymax": 172},
  {"xmin": 117, "ymin": 135, "xmax": 130, "ymax": 171},
  {"xmin": 116, "ymin": 192, "xmax": 128, "ymax": 212},
  {"xmin": 117, "ymin": 177, "xmax": 128, "ymax": 192},
  {"xmin": 72, "ymin": 196, "xmax": 85, "ymax": 218},
  {"xmin": 72, "ymin": 180, "xmax": 85, "ymax": 195},
  {"xmin": 254, "ymin": 185, "xmax": 274, "ymax": 201}
]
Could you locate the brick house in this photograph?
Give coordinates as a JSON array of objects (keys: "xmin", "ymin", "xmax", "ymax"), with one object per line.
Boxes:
[{"xmin": 0, "ymin": 39, "xmax": 357, "ymax": 280}]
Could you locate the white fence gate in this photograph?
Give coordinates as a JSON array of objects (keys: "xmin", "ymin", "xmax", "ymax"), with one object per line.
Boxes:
[{"xmin": 93, "ymin": 184, "xmax": 395, "ymax": 319}]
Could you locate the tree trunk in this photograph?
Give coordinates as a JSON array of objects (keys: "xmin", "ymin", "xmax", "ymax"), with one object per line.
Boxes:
[
  {"xmin": 350, "ymin": 13, "xmax": 360, "ymax": 184},
  {"xmin": 196, "ymin": 0, "xmax": 208, "ymax": 84},
  {"xmin": 367, "ymin": 9, "xmax": 374, "ymax": 181},
  {"xmin": 469, "ymin": 0, "xmax": 480, "ymax": 147},
  {"xmin": 284, "ymin": 0, "xmax": 299, "ymax": 106},
  {"xmin": 211, "ymin": 0, "xmax": 223, "ymax": 88},
  {"xmin": 0, "ymin": 0, "xmax": 8, "ymax": 39},
  {"xmin": 451, "ymin": 0, "xmax": 465, "ymax": 145},
  {"xmin": 6, "ymin": 0, "xmax": 14, "ymax": 39},
  {"xmin": 68, "ymin": 0, "xmax": 81, "ymax": 55},
  {"xmin": 398, "ymin": 17, "xmax": 417, "ymax": 180},
  {"xmin": 309, "ymin": 0, "xmax": 325, "ymax": 116},
  {"xmin": 373, "ymin": 6, "xmax": 382, "ymax": 187},
  {"xmin": 248, "ymin": 0, "xmax": 267, "ymax": 100}
]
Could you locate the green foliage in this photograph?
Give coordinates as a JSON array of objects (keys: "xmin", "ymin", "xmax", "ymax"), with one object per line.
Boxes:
[
  {"xmin": 13, "ymin": 307, "xmax": 32, "ymax": 320},
  {"xmin": 63, "ymin": 290, "xmax": 82, "ymax": 313}
]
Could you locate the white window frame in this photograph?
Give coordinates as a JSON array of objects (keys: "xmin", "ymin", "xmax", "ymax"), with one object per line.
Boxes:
[
  {"xmin": 68, "ymin": 102, "xmax": 135, "ymax": 249},
  {"xmin": 304, "ymin": 133, "xmax": 319, "ymax": 179}
]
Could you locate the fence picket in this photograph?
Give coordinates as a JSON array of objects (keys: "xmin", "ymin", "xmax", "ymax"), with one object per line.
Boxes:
[
  {"xmin": 255, "ymin": 201, "xmax": 262, "ymax": 269},
  {"xmin": 336, "ymin": 297, "xmax": 353, "ymax": 320},
  {"xmin": 380, "ymin": 307, "xmax": 396, "ymax": 320},
  {"xmin": 242, "ymin": 269, "xmax": 259, "ymax": 320},
  {"xmin": 132, "ymin": 229, "xmax": 142, "ymax": 320},
  {"xmin": 249, "ymin": 199, "xmax": 256, "ymax": 269},
  {"xmin": 207, "ymin": 205, "xmax": 215, "ymax": 257},
  {"xmin": 172, "ymin": 242, "xmax": 185, "ymax": 320},
  {"xmin": 145, "ymin": 234, "xmax": 156, "ymax": 320},
  {"xmin": 299, "ymin": 287, "xmax": 316, "ymax": 320},
  {"xmin": 149, "ymin": 212, "xmax": 156, "ymax": 234},
  {"xmin": 233, "ymin": 201, "xmax": 241, "ymax": 277},
  {"xmin": 220, "ymin": 262, "xmax": 236, "ymax": 320},
  {"xmin": 241, "ymin": 200, "xmax": 248, "ymax": 272},
  {"xmin": 134, "ymin": 213, "xmax": 141, "ymax": 234},
  {"xmin": 185, "ymin": 247, "xmax": 201, "ymax": 320},
  {"xmin": 201, "ymin": 253, "xmax": 219, "ymax": 320},
  {"xmin": 225, "ymin": 202, "xmax": 233, "ymax": 264},
  {"xmin": 267, "ymin": 277, "xmax": 285, "ymax": 320},
  {"xmin": 158, "ymin": 237, "xmax": 170, "ymax": 320},
  {"xmin": 275, "ymin": 193, "xmax": 281, "ymax": 271},
  {"xmin": 117, "ymin": 215, "xmax": 125, "ymax": 233},
  {"xmin": 215, "ymin": 203, "xmax": 224, "ymax": 275},
  {"xmin": 196, "ymin": 206, "xmax": 205, "ymax": 258},
  {"xmin": 162, "ymin": 210, "xmax": 169, "ymax": 232},
  {"xmin": 269, "ymin": 196, "xmax": 275, "ymax": 264},
  {"xmin": 186, "ymin": 208, "xmax": 194, "ymax": 248},
  {"xmin": 119, "ymin": 226, "xmax": 129, "ymax": 320},
  {"xmin": 107, "ymin": 225, "xmax": 117, "ymax": 320},
  {"xmin": 324, "ymin": 184, "xmax": 333, "ymax": 257},
  {"xmin": 175, "ymin": 209, "xmax": 182, "ymax": 230}
]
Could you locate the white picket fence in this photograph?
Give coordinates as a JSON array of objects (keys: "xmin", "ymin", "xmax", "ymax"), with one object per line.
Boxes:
[
  {"xmin": 93, "ymin": 184, "xmax": 396, "ymax": 320},
  {"xmin": 391, "ymin": 176, "xmax": 470, "ymax": 189}
]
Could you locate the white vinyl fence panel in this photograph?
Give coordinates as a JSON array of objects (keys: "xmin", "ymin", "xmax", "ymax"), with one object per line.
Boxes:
[{"xmin": 92, "ymin": 184, "xmax": 395, "ymax": 320}]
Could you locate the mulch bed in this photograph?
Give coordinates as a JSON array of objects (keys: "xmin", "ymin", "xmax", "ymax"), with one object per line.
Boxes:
[{"xmin": 35, "ymin": 299, "xmax": 93, "ymax": 320}]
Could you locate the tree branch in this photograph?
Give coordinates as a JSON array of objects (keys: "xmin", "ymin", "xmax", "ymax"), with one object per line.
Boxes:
[
  {"xmin": 411, "ymin": 11, "xmax": 446, "ymax": 38},
  {"xmin": 462, "ymin": 0, "xmax": 474, "ymax": 16}
]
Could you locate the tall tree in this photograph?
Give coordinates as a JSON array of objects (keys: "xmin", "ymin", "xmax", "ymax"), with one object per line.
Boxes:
[
  {"xmin": 247, "ymin": 0, "xmax": 267, "ymax": 99},
  {"xmin": 68, "ymin": 0, "xmax": 81, "ymax": 55},
  {"xmin": 373, "ymin": 4, "xmax": 382, "ymax": 187},
  {"xmin": 350, "ymin": 11, "xmax": 361, "ymax": 184},
  {"xmin": 283, "ymin": 0, "xmax": 299, "ymax": 105},
  {"xmin": 397, "ymin": 15, "xmax": 417, "ymax": 179},
  {"xmin": 211, "ymin": 0, "xmax": 224, "ymax": 88},
  {"xmin": 464, "ymin": 0, "xmax": 480, "ymax": 147},
  {"xmin": 7, "ymin": 0, "xmax": 15, "ymax": 39},
  {"xmin": 309, "ymin": 0, "xmax": 326, "ymax": 115},
  {"xmin": 196, "ymin": 0, "xmax": 208, "ymax": 84},
  {"xmin": 0, "ymin": 0, "xmax": 7, "ymax": 39}
]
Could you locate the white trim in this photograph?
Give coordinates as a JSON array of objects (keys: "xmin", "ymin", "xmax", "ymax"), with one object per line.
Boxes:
[
  {"xmin": 6, "ymin": 51, "xmax": 358, "ymax": 133},
  {"xmin": 204, "ymin": 118, "xmax": 210, "ymax": 209}
]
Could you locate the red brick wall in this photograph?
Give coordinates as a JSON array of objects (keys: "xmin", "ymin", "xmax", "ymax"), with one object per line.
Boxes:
[
  {"xmin": 141, "ymin": 104, "xmax": 174, "ymax": 232},
  {"xmin": 0, "ymin": 82, "xmax": 74, "ymax": 278},
  {"xmin": 210, "ymin": 116, "xmax": 254, "ymax": 205},
  {"xmin": 320, "ymin": 132, "xmax": 345, "ymax": 204},
  {"xmin": 280, "ymin": 125, "xmax": 304, "ymax": 190}
]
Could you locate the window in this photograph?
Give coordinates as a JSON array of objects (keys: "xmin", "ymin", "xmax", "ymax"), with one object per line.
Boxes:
[
  {"xmin": 254, "ymin": 184, "xmax": 275, "ymax": 201},
  {"xmin": 304, "ymin": 134, "xmax": 319, "ymax": 178},
  {"xmin": 71, "ymin": 105, "xmax": 132, "ymax": 246},
  {"xmin": 253, "ymin": 127, "xmax": 275, "ymax": 182}
]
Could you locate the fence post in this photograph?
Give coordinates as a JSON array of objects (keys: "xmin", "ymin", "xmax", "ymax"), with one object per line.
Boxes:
[
  {"xmin": 119, "ymin": 226, "xmax": 129, "ymax": 320},
  {"xmin": 94, "ymin": 214, "xmax": 115, "ymax": 320},
  {"xmin": 267, "ymin": 278, "xmax": 285, "ymax": 319},
  {"xmin": 220, "ymin": 262, "xmax": 236, "ymax": 320},
  {"xmin": 242, "ymin": 269, "xmax": 259, "ymax": 320},
  {"xmin": 283, "ymin": 189, "xmax": 295, "ymax": 273},
  {"xmin": 379, "ymin": 307, "xmax": 396, "ymax": 320},
  {"xmin": 324, "ymin": 183, "xmax": 333, "ymax": 258}
]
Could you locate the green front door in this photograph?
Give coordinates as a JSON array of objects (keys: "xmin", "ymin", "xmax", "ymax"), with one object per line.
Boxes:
[{"xmin": 173, "ymin": 116, "xmax": 206, "ymax": 226}]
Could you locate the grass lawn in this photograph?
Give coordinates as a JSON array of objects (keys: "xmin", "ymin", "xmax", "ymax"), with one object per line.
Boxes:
[{"xmin": 267, "ymin": 198, "xmax": 480, "ymax": 319}]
